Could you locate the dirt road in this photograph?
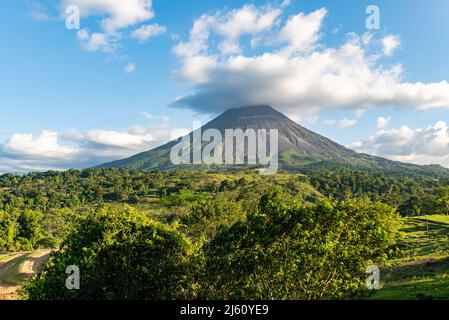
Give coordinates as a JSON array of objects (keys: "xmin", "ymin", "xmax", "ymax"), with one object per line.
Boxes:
[{"xmin": 0, "ymin": 250, "xmax": 51, "ymax": 300}]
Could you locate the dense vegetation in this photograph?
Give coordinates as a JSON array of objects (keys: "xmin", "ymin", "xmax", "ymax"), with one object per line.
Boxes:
[
  {"xmin": 0, "ymin": 168, "xmax": 448, "ymax": 299},
  {"xmin": 24, "ymin": 191, "xmax": 399, "ymax": 300},
  {"xmin": 308, "ymin": 170, "xmax": 449, "ymax": 216},
  {"xmin": 203, "ymin": 192, "xmax": 400, "ymax": 299},
  {"xmin": 25, "ymin": 206, "xmax": 201, "ymax": 300},
  {"xmin": 0, "ymin": 169, "xmax": 320, "ymax": 251}
]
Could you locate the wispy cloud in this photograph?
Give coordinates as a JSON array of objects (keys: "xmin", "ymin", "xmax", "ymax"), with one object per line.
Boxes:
[
  {"xmin": 324, "ymin": 117, "xmax": 358, "ymax": 129},
  {"xmin": 132, "ymin": 24, "xmax": 166, "ymax": 42},
  {"xmin": 28, "ymin": 2, "xmax": 51, "ymax": 21},
  {"xmin": 124, "ymin": 62, "xmax": 137, "ymax": 74},
  {"xmin": 140, "ymin": 112, "xmax": 171, "ymax": 123}
]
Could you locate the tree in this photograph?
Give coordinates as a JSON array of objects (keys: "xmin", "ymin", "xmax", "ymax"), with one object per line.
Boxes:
[
  {"xmin": 434, "ymin": 187, "xmax": 449, "ymax": 215},
  {"xmin": 0, "ymin": 211, "xmax": 16, "ymax": 251},
  {"xmin": 398, "ymin": 196, "xmax": 423, "ymax": 216},
  {"xmin": 17, "ymin": 210, "xmax": 43, "ymax": 249},
  {"xmin": 24, "ymin": 206, "xmax": 202, "ymax": 300},
  {"xmin": 203, "ymin": 190, "xmax": 400, "ymax": 299}
]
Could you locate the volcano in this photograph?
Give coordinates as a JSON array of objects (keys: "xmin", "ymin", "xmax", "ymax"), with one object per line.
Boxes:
[{"xmin": 97, "ymin": 105, "xmax": 447, "ymax": 175}]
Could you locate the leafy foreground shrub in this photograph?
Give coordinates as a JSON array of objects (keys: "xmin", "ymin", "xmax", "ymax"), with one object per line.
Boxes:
[
  {"xmin": 203, "ymin": 191, "xmax": 401, "ymax": 299},
  {"xmin": 25, "ymin": 192, "xmax": 400, "ymax": 300},
  {"xmin": 24, "ymin": 206, "xmax": 201, "ymax": 300}
]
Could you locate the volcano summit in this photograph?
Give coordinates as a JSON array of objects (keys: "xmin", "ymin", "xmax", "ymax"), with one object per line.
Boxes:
[{"xmin": 98, "ymin": 105, "xmax": 447, "ymax": 176}]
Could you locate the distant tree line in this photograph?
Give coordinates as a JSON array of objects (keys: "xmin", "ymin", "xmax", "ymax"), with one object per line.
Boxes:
[{"xmin": 308, "ymin": 170, "xmax": 449, "ymax": 216}]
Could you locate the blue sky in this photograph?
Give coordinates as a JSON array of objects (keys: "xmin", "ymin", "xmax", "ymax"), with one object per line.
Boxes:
[{"xmin": 1, "ymin": 0, "xmax": 449, "ymax": 172}]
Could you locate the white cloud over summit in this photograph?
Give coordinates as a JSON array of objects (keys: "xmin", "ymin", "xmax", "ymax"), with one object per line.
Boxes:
[{"xmin": 171, "ymin": 3, "xmax": 449, "ymax": 118}]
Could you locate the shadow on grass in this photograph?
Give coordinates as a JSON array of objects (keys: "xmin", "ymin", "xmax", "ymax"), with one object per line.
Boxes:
[
  {"xmin": 374, "ymin": 279, "xmax": 449, "ymax": 300},
  {"xmin": 374, "ymin": 256, "xmax": 449, "ymax": 300}
]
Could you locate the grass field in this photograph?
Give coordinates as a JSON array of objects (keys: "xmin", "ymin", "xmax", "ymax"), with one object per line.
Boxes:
[{"xmin": 373, "ymin": 215, "xmax": 449, "ymax": 300}]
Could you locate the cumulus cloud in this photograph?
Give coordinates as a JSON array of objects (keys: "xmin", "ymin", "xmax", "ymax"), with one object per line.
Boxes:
[
  {"xmin": 61, "ymin": 0, "xmax": 164, "ymax": 56},
  {"xmin": 382, "ymin": 35, "xmax": 400, "ymax": 56},
  {"xmin": 171, "ymin": 3, "xmax": 449, "ymax": 117},
  {"xmin": 0, "ymin": 131, "xmax": 79, "ymax": 173},
  {"xmin": 132, "ymin": 24, "xmax": 166, "ymax": 42},
  {"xmin": 63, "ymin": 0, "xmax": 155, "ymax": 35},
  {"xmin": 84, "ymin": 128, "xmax": 153, "ymax": 150},
  {"xmin": 76, "ymin": 28, "xmax": 117, "ymax": 52},
  {"xmin": 277, "ymin": 8, "xmax": 327, "ymax": 55},
  {"xmin": 0, "ymin": 124, "xmax": 189, "ymax": 173},
  {"xmin": 173, "ymin": 3, "xmax": 283, "ymax": 58},
  {"xmin": 377, "ymin": 116, "xmax": 391, "ymax": 128},
  {"xmin": 349, "ymin": 121, "xmax": 449, "ymax": 168},
  {"xmin": 3, "ymin": 131, "xmax": 78, "ymax": 160}
]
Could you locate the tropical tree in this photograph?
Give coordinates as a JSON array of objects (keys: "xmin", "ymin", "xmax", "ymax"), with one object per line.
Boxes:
[
  {"xmin": 203, "ymin": 190, "xmax": 400, "ymax": 299},
  {"xmin": 25, "ymin": 206, "xmax": 202, "ymax": 300},
  {"xmin": 434, "ymin": 187, "xmax": 449, "ymax": 215}
]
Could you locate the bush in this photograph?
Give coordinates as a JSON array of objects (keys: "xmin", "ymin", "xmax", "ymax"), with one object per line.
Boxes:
[{"xmin": 24, "ymin": 206, "xmax": 202, "ymax": 300}]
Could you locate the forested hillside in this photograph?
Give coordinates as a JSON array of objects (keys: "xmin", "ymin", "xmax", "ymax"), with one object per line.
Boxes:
[{"xmin": 0, "ymin": 168, "xmax": 448, "ymax": 252}]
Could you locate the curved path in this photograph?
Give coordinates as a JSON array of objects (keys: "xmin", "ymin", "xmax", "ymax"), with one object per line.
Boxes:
[{"xmin": 0, "ymin": 250, "xmax": 51, "ymax": 300}]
